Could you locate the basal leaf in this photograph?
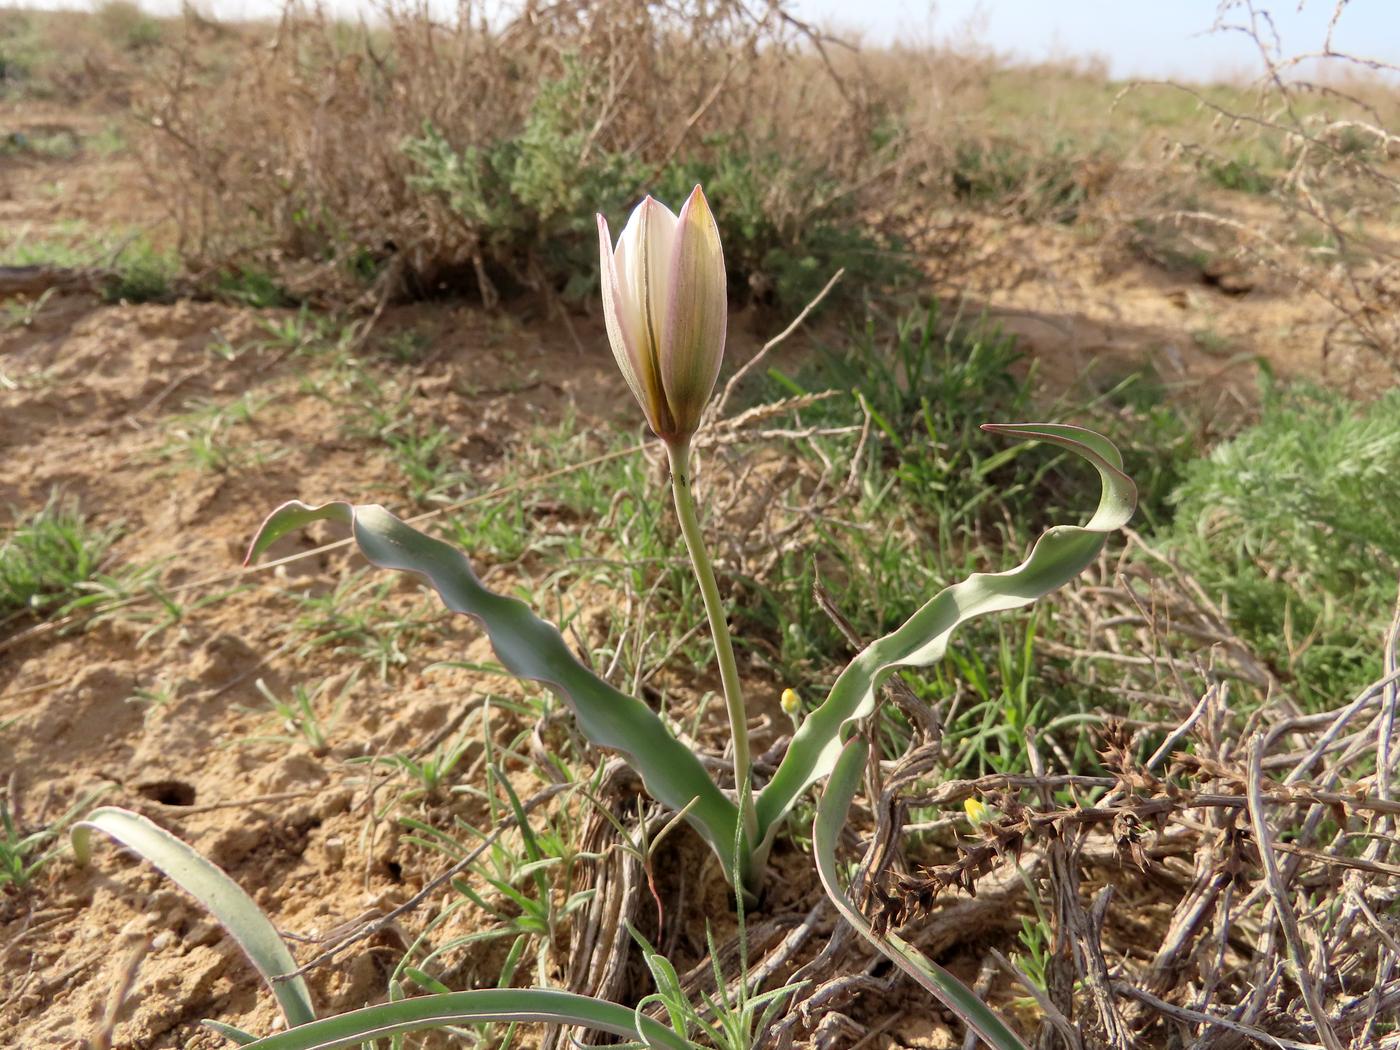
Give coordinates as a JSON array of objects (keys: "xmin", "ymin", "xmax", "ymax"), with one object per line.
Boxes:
[
  {"xmin": 72, "ymin": 806, "xmax": 316, "ymax": 1029},
  {"xmin": 756, "ymin": 424, "xmax": 1135, "ymax": 846},
  {"xmin": 247, "ymin": 501, "xmax": 741, "ymax": 875},
  {"xmin": 236, "ymin": 989, "xmax": 696, "ymax": 1050}
]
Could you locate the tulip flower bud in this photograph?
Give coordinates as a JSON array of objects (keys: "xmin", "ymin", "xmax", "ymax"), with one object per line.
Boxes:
[{"xmin": 597, "ymin": 186, "xmax": 726, "ymax": 444}]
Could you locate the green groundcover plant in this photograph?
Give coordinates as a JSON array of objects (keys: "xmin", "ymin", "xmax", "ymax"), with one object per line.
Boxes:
[
  {"xmin": 1168, "ymin": 382, "xmax": 1400, "ymax": 706},
  {"xmin": 76, "ymin": 186, "xmax": 1135, "ymax": 1049}
]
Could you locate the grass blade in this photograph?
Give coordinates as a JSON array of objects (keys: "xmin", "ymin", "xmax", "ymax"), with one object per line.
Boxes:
[
  {"xmin": 235, "ymin": 989, "xmax": 696, "ymax": 1050},
  {"xmin": 814, "ymin": 737, "xmax": 1028, "ymax": 1050},
  {"xmin": 72, "ymin": 806, "xmax": 316, "ymax": 1028},
  {"xmin": 756, "ymin": 423, "xmax": 1135, "ymax": 845},
  {"xmin": 201, "ymin": 1020, "xmax": 260, "ymax": 1045},
  {"xmin": 247, "ymin": 501, "xmax": 741, "ymax": 875}
]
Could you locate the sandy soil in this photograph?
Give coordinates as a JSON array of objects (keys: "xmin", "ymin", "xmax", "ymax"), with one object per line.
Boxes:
[{"xmin": 0, "ymin": 285, "xmax": 634, "ymax": 1045}]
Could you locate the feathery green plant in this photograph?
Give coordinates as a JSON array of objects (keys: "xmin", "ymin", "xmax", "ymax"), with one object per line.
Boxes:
[{"xmin": 1169, "ymin": 383, "xmax": 1400, "ymax": 704}]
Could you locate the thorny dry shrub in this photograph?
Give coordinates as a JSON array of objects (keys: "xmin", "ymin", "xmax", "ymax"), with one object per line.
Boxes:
[
  {"xmin": 135, "ymin": 0, "xmax": 941, "ymax": 311},
  {"xmin": 920, "ymin": 535, "xmax": 1400, "ymax": 1050},
  {"xmin": 1127, "ymin": 0, "xmax": 1400, "ymax": 376}
]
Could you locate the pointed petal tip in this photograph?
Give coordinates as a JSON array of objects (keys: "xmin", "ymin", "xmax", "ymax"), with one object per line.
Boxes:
[
  {"xmin": 680, "ymin": 184, "xmax": 713, "ymax": 217},
  {"xmin": 641, "ymin": 193, "xmax": 680, "ymax": 224}
]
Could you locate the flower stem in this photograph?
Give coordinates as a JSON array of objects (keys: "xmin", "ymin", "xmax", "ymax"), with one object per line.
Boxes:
[{"xmin": 665, "ymin": 439, "xmax": 757, "ymax": 848}]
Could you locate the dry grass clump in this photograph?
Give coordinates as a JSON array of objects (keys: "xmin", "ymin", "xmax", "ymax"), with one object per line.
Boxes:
[{"xmin": 136, "ymin": 0, "xmax": 933, "ymax": 310}]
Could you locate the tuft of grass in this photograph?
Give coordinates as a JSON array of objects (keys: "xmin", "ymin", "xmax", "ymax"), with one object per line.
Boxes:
[
  {"xmin": 1, "ymin": 127, "xmax": 81, "ymax": 159},
  {"xmin": 2, "ymin": 287, "xmax": 57, "ymax": 333},
  {"xmin": 67, "ymin": 570, "xmax": 241, "ymax": 648},
  {"xmin": 0, "ymin": 802, "xmax": 59, "ymax": 890},
  {"xmin": 0, "ymin": 787, "xmax": 108, "ymax": 890},
  {"xmin": 1200, "ymin": 154, "xmax": 1276, "ymax": 195},
  {"xmin": 352, "ymin": 400, "xmax": 462, "ymax": 506},
  {"xmin": 745, "ymin": 302, "xmax": 1039, "ymax": 670},
  {"xmin": 0, "ymin": 494, "xmax": 121, "ymax": 624},
  {"xmin": 236, "ymin": 675, "xmax": 350, "ymax": 756},
  {"xmin": 155, "ymin": 393, "xmax": 281, "ymax": 474},
  {"xmin": 101, "ymin": 239, "xmax": 177, "ymax": 303},
  {"xmin": 214, "ymin": 264, "xmax": 294, "ymax": 309},
  {"xmin": 287, "ymin": 574, "xmax": 439, "ymax": 680}
]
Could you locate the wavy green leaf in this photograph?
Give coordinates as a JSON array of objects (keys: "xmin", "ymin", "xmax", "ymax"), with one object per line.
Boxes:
[
  {"xmin": 756, "ymin": 423, "xmax": 1135, "ymax": 845},
  {"xmin": 71, "ymin": 806, "xmax": 316, "ymax": 1029},
  {"xmin": 815, "ymin": 737, "xmax": 1028, "ymax": 1050},
  {"xmin": 247, "ymin": 501, "xmax": 741, "ymax": 874},
  {"xmin": 236, "ymin": 990, "xmax": 696, "ymax": 1050}
]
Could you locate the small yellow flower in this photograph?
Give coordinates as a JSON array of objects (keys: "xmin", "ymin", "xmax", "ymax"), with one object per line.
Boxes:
[
  {"xmin": 964, "ymin": 797, "xmax": 992, "ymax": 826},
  {"xmin": 780, "ymin": 688, "xmax": 801, "ymax": 716}
]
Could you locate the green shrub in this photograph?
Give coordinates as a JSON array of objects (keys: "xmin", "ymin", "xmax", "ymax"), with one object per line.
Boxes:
[
  {"xmin": 0, "ymin": 12, "xmax": 44, "ymax": 97},
  {"xmin": 1167, "ymin": 384, "xmax": 1400, "ymax": 704},
  {"xmin": 94, "ymin": 1, "xmax": 162, "ymax": 51},
  {"xmin": 403, "ymin": 61, "xmax": 643, "ymax": 302},
  {"xmin": 404, "ymin": 77, "xmax": 911, "ymax": 312}
]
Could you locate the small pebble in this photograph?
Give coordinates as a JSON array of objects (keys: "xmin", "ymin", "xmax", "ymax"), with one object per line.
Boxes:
[{"xmin": 323, "ymin": 836, "xmax": 345, "ymax": 867}]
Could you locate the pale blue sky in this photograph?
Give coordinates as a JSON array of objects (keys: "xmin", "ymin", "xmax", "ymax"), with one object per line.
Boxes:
[
  {"xmin": 791, "ymin": 0, "xmax": 1400, "ymax": 80},
  {"xmin": 38, "ymin": 0, "xmax": 1400, "ymax": 81}
]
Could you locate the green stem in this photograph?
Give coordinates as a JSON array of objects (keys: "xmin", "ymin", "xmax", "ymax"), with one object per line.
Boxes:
[{"xmin": 665, "ymin": 438, "xmax": 758, "ymax": 852}]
